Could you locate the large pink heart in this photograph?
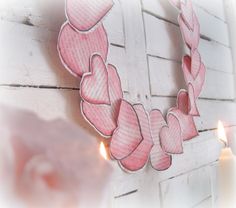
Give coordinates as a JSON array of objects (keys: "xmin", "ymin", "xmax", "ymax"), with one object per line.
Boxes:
[
  {"xmin": 119, "ymin": 104, "xmax": 153, "ymax": 171},
  {"xmin": 81, "ymin": 64, "xmax": 123, "ymax": 137},
  {"xmin": 80, "ymin": 55, "xmax": 110, "ymax": 105},
  {"xmin": 160, "ymin": 113, "xmax": 183, "ymax": 154},
  {"xmin": 187, "ymin": 83, "xmax": 199, "ymax": 116},
  {"xmin": 149, "ymin": 110, "xmax": 172, "ymax": 171},
  {"xmin": 110, "ymin": 100, "xmax": 143, "ymax": 160},
  {"xmin": 66, "ymin": 0, "xmax": 113, "ymax": 31},
  {"xmin": 180, "ymin": 0, "xmax": 194, "ymax": 30},
  {"xmin": 178, "ymin": 12, "xmax": 200, "ymax": 50},
  {"xmin": 182, "ymin": 55, "xmax": 206, "ymax": 98},
  {"xmin": 58, "ymin": 23, "xmax": 108, "ymax": 77}
]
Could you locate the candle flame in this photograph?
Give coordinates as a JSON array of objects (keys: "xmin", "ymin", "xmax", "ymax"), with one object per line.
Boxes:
[
  {"xmin": 217, "ymin": 120, "xmax": 227, "ymax": 144},
  {"xmin": 100, "ymin": 142, "xmax": 108, "ymax": 160}
]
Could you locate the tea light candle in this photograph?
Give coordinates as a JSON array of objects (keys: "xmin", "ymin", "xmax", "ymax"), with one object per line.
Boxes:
[{"xmin": 217, "ymin": 121, "xmax": 236, "ymax": 208}]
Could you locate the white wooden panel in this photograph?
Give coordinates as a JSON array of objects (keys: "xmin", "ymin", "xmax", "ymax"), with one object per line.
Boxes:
[
  {"xmin": 160, "ymin": 166, "xmax": 211, "ymax": 208},
  {"xmin": 192, "ymin": 197, "xmax": 212, "ymax": 208},
  {"xmin": 148, "ymin": 55, "xmax": 235, "ymax": 100},
  {"xmin": 103, "ymin": 0, "xmax": 125, "ymax": 46},
  {"xmin": 0, "ymin": 20, "xmax": 79, "ymax": 88},
  {"xmin": 142, "ymin": 0, "xmax": 229, "ymax": 45},
  {"xmin": 0, "ymin": 0, "xmax": 124, "ymax": 46},
  {"xmin": 192, "ymin": 0, "xmax": 226, "ymax": 21},
  {"xmin": 144, "ymin": 13, "xmax": 233, "ymax": 73}
]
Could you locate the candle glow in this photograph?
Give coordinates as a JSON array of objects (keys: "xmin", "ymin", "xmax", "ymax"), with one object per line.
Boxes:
[{"xmin": 100, "ymin": 142, "xmax": 108, "ymax": 160}]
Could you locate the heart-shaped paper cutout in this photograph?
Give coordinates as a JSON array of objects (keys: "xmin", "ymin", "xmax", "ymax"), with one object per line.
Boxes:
[
  {"xmin": 182, "ymin": 55, "xmax": 206, "ymax": 98},
  {"xmin": 66, "ymin": 0, "xmax": 113, "ymax": 31},
  {"xmin": 150, "ymin": 110, "xmax": 172, "ymax": 171},
  {"xmin": 58, "ymin": 23, "xmax": 108, "ymax": 77},
  {"xmin": 178, "ymin": 12, "xmax": 200, "ymax": 50},
  {"xmin": 180, "ymin": 0, "xmax": 194, "ymax": 30},
  {"xmin": 160, "ymin": 113, "xmax": 183, "ymax": 154},
  {"xmin": 80, "ymin": 55, "xmax": 110, "ymax": 105},
  {"xmin": 81, "ymin": 64, "xmax": 123, "ymax": 137},
  {"xmin": 119, "ymin": 104, "xmax": 153, "ymax": 171},
  {"xmin": 110, "ymin": 100, "xmax": 143, "ymax": 160}
]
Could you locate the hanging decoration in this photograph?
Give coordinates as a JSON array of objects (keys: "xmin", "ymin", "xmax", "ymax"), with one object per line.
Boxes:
[{"xmin": 57, "ymin": 0, "xmax": 205, "ymax": 172}]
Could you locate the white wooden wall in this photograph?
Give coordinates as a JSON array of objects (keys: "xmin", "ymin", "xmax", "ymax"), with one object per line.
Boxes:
[{"xmin": 0, "ymin": 0, "xmax": 235, "ymax": 207}]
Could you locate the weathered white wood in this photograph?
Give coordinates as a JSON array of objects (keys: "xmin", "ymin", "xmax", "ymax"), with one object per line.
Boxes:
[
  {"xmin": 192, "ymin": 0, "xmax": 226, "ymax": 21},
  {"xmin": 144, "ymin": 13, "xmax": 233, "ymax": 73},
  {"xmin": 192, "ymin": 196, "xmax": 212, "ymax": 208},
  {"xmin": 148, "ymin": 55, "xmax": 235, "ymax": 100},
  {"xmin": 159, "ymin": 166, "xmax": 212, "ymax": 208},
  {"xmin": 142, "ymin": 0, "xmax": 229, "ymax": 45},
  {"xmin": 119, "ymin": 0, "xmax": 151, "ymax": 106}
]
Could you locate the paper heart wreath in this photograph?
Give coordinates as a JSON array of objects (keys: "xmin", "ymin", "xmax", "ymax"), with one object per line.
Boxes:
[{"xmin": 57, "ymin": 0, "xmax": 206, "ymax": 172}]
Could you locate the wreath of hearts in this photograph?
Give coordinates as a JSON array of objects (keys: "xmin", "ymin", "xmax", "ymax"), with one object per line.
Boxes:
[{"xmin": 57, "ymin": 0, "xmax": 205, "ymax": 172}]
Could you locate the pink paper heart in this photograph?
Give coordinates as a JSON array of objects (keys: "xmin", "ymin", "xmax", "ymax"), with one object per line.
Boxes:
[
  {"xmin": 81, "ymin": 101, "xmax": 119, "ymax": 137},
  {"xmin": 160, "ymin": 113, "xmax": 183, "ymax": 154},
  {"xmin": 178, "ymin": 12, "xmax": 200, "ymax": 50},
  {"xmin": 66, "ymin": 0, "xmax": 113, "ymax": 31},
  {"xmin": 182, "ymin": 55, "xmax": 206, "ymax": 98},
  {"xmin": 191, "ymin": 49, "xmax": 201, "ymax": 79},
  {"xmin": 119, "ymin": 104, "xmax": 153, "ymax": 171},
  {"xmin": 81, "ymin": 64, "xmax": 123, "ymax": 137},
  {"xmin": 180, "ymin": 0, "xmax": 194, "ymax": 30},
  {"xmin": 80, "ymin": 55, "xmax": 110, "ymax": 105},
  {"xmin": 149, "ymin": 110, "xmax": 172, "ymax": 171},
  {"xmin": 110, "ymin": 100, "xmax": 143, "ymax": 160},
  {"xmin": 58, "ymin": 23, "xmax": 108, "ymax": 77}
]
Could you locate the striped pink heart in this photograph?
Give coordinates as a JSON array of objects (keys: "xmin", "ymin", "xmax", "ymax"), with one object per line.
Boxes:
[
  {"xmin": 180, "ymin": 0, "xmax": 194, "ymax": 30},
  {"xmin": 110, "ymin": 100, "xmax": 143, "ymax": 160},
  {"xmin": 66, "ymin": 0, "xmax": 113, "ymax": 31},
  {"xmin": 160, "ymin": 113, "xmax": 183, "ymax": 154},
  {"xmin": 149, "ymin": 110, "xmax": 172, "ymax": 171},
  {"xmin": 58, "ymin": 23, "xmax": 108, "ymax": 77},
  {"xmin": 119, "ymin": 104, "xmax": 153, "ymax": 171},
  {"xmin": 80, "ymin": 55, "xmax": 110, "ymax": 105},
  {"xmin": 81, "ymin": 64, "xmax": 122, "ymax": 137}
]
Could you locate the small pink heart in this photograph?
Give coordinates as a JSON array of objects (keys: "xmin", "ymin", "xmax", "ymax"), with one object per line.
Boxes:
[
  {"xmin": 160, "ymin": 113, "xmax": 183, "ymax": 154},
  {"xmin": 182, "ymin": 55, "xmax": 206, "ymax": 98},
  {"xmin": 58, "ymin": 23, "xmax": 108, "ymax": 77},
  {"xmin": 178, "ymin": 12, "xmax": 200, "ymax": 49},
  {"xmin": 81, "ymin": 64, "xmax": 123, "ymax": 137},
  {"xmin": 120, "ymin": 105, "xmax": 153, "ymax": 171},
  {"xmin": 110, "ymin": 100, "xmax": 143, "ymax": 160},
  {"xmin": 80, "ymin": 55, "xmax": 110, "ymax": 105},
  {"xmin": 149, "ymin": 110, "xmax": 172, "ymax": 171},
  {"xmin": 66, "ymin": 0, "xmax": 113, "ymax": 31},
  {"xmin": 191, "ymin": 49, "xmax": 201, "ymax": 79},
  {"xmin": 180, "ymin": 0, "xmax": 194, "ymax": 30}
]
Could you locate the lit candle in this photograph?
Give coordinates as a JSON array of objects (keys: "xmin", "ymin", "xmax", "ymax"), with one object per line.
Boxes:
[{"xmin": 217, "ymin": 121, "xmax": 236, "ymax": 208}]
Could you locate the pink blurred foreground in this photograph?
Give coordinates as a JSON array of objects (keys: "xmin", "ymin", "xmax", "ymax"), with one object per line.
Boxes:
[{"xmin": 0, "ymin": 105, "xmax": 112, "ymax": 208}]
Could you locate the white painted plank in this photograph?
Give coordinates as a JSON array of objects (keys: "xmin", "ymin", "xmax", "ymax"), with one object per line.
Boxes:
[
  {"xmin": 119, "ymin": 0, "xmax": 151, "ymax": 106},
  {"xmin": 144, "ymin": 13, "xmax": 233, "ymax": 73},
  {"xmin": 148, "ymin": 55, "xmax": 235, "ymax": 100},
  {"xmin": 159, "ymin": 166, "xmax": 212, "ymax": 208},
  {"xmin": 0, "ymin": 20, "xmax": 79, "ymax": 88},
  {"xmin": 192, "ymin": 197, "xmax": 212, "ymax": 208},
  {"xmin": 142, "ymin": 0, "xmax": 229, "ymax": 45},
  {"xmin": 103, "ymin": 0, "xmax": 125, "ymax": 46},
  {"xmin": 192, "ymin": 0, "xmax": 226, "ymax": 21}
]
